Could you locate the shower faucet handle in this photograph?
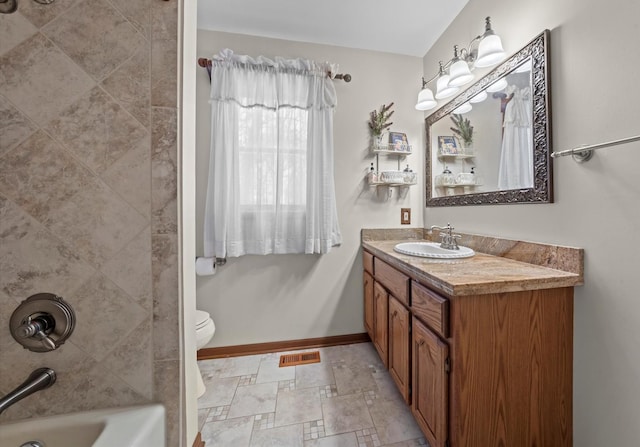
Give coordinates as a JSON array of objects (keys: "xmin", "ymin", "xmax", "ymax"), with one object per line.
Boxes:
[{"xmin": 16, "ymin": 315, "xmax": 57, "ymax": 351}]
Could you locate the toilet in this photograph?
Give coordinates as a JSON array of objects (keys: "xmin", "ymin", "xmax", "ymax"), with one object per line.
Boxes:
[{"xmin": 195, "ymin": 310, "xmax": 215, "ymax": 397}]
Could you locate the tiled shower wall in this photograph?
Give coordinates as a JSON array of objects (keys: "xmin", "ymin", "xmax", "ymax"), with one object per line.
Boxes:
[{"xmin": 0, "ymin": 0, "xmax": 180, "ymax": 444}]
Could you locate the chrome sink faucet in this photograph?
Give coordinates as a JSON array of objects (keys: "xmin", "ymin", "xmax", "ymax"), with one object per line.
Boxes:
[
  {"xmin": 0, "ymin": 368, "xmax": 56, "ymax": 415},
  {"xmin": 429, "ymin": 223, "xmax": 461, "ymax": 250}
]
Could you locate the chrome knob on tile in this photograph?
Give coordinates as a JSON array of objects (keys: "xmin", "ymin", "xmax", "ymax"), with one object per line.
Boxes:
[{"xmin": 10, "ymin": 293, "xmax": 76, "ymax": 352}]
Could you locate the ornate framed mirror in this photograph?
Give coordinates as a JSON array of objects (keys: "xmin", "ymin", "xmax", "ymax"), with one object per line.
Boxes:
[{"xmin": 426, "ymin": 30, "xmax": 552, "ymax": 206}]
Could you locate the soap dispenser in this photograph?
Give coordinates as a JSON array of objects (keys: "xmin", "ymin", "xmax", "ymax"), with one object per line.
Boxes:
[
  {"xmin": 436, "ymin": 166, "xmax": 456, "ymax": 186},
  {"xmin": 368, "ymin": 162, "xmax": 378, "ymax": 183}
]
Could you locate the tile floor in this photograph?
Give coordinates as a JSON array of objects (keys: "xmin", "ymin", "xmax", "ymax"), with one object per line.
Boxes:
[{"xmin": 198, "ymin": 342, "xmax": 428, "ymax": 447}]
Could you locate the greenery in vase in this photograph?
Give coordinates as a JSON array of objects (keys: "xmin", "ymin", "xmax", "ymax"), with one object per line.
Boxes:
[
  {"xmin": 368, "ymin": 103, "xmax": 394, "ymax": 137},
  {"xmin": 450, "ymin": 114, "xmax": 474, "ymax": 146}
]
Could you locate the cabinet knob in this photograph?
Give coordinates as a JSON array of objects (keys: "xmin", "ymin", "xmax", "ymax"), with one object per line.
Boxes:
[
  {"xmin": 418, "ymin": 339, "xmax": 425, "ymax": 346},
  {"xmin": 392, "ymin": 310, "xmax": 398, "ymax": 317}
]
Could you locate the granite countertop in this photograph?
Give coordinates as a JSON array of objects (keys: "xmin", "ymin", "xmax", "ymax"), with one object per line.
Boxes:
[{"xmin": 363, "ymin": 238, "xmax": 584, "ymax": 297}]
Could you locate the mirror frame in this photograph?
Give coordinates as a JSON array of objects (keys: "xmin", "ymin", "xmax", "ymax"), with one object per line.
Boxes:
[{"xmin": 426, "ymin": 30, "xmax": 552, "ymax": 207}]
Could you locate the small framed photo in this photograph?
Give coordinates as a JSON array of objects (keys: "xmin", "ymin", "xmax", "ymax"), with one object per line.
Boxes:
[
  {"xmin": 389, "ymin": 132, "xmax": 410, "ymax": 152},
  {"xmin": 438, "ymin": 136, "xmax": 458, "ymax": 155}
]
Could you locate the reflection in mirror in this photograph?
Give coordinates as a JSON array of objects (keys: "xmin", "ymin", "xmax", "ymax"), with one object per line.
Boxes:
[{"xmin": 426, "ymin": 30, "xmax": 552, "ymax": 207}]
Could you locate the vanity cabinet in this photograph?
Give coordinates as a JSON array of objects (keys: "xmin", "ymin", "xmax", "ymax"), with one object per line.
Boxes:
[
  {"xmin": 372, "ymin": 282, "xmax": 388, "ymax": 367},
  {"xmin": 412, "ymin": 317, "xmax": 448, "ymax": 447},
  {"xmin": 362, "ymin": 247, "xmax": 575, "ymax": 447},
  {"xmin": 388, "ymin": 296, "xmax": 410, "ymax": 404},
  {"xmin": 363, "ymin": 271, "xmax": 374, "ymax": 338}
]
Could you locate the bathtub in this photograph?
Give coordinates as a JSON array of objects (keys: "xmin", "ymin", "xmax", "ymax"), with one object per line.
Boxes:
[{"xmin": 0, "ymin": 404, "xmax": 165, "ymax": 447}]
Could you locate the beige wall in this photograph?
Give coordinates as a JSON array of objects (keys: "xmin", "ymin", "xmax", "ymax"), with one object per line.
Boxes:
[
  {"xmin": 0, "ymin": 0, "xmax": 181, "ymax": 445},
  {"xmin": 423, "ymin": 0, "xmax": 640, "ymax": 445},
  {"xmin": 196, "ymin": 30, "xmax": 424, "ymax": 347}
]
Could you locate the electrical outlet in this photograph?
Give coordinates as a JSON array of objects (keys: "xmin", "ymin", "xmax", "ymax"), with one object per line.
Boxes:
[{"xmin": 401, "ymin": 208, "xmax": 411, "ymax": 225}]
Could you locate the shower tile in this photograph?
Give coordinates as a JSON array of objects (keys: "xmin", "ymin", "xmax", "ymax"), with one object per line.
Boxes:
[
  {"xmin": 46, "ymin": 86, "xmax": 149, "ymax": 174},
  {"xmin": 101, "ymin": 43, "xmax": 151, "ymax": 128},
  {"xmin": 153, "ymin": 359, "xmax": 180, "ymax": 447},
  {"xmin": 69, "ymin": 272, "xmax": 147, "ymax": 361},
  {"xmin": 0, "ymin": 194, "xmax": 95, "ymax": 301},
  {"xmin": 19, "ymin": 0, "xmax": 83, "ymax": 29},
  {"xmin": 108, "ymin": 0, "xmax": 151, "ymax": 38},
  {"xmin": 72, "ymin": 363, "xmax": 149, "ymax": 412},
  {"xmin": 102, "ymin": 134, "xmax": 151, "ymax": 219},
  {"xmin": 151, "ymin": 107, "xmax": 177, "ymax": 234},
  {"xmin": 42, "ymin": 0, "xmax": 142, "ymax": 81},
  {"xmin": 45, "ymin": 180, "xmax": 148, "ymax": 267},
  {"xmin": 150, "ymin": 0, "xmax": 177, "ymax": 107},
  {"xmin": 101, "ymin": 226, "xmax": 152, "ymax": 310},
  {"xmin": 0, "ymin": 95, "xmax": 37, "ymax": 157},
  {"xmin": 0, "ymin": 33, "xmax": 94, "ymax": 126},
  {"xmin": 0, "ymin": 12, "xmax": 37, "ymax": 56},
  {"xmin": 0, "ymin": 131, "xmax": 95, "ymax": 222},
  {"xmin": 103, "ymin": 317, "xmax": 153, "ymax": 399},
  {"xmin": 0, "ymin": 336, "xmax": 95, "ymax": 418},
  {"xmin": 151, "ymin": 234, "xmax": 179, "ymax": 361}
]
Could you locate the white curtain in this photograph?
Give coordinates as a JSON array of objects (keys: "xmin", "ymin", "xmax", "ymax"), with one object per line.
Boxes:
[
  {"xmin": 498, "ymin": 86, "xmax": 533, "ymax": 190},
  {"xmin": 203, "ymin": 49, "xmax": 342, "ymax": 258}
]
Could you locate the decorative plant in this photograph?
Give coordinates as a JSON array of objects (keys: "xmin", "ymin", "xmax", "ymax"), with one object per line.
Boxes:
[
  {"xmin": 368, "ymin": 103, "xmax": 394, "ymax": 137},
  {"xmin": 450, "ymin": 114, "xmax": 474, "ymax": 146}
]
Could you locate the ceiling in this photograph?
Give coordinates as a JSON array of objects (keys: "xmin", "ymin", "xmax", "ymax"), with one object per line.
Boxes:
[{"xmin": 197, "ymin": 0, "xmax": 469, "ymax": 57}]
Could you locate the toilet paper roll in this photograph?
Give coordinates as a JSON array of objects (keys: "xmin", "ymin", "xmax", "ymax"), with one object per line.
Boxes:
[{"xmin": 195, "ymin": 257, "xmax": 217, "ymax": 276}]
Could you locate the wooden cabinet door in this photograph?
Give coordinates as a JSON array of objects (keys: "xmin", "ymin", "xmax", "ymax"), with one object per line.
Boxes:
[
  {"xmin": 412, "ymin": 318, "xmax": 448, "ymax": 447},
  {"xmin": 373, "ymin": 281, "xmax": 388, "ymax": 368},
  {"xmin": 389, "ymin": 296, "xmax": 410, "ymax": 403},
  {"xmin": 363, "ymin": 271, "xmax": 374, "ymax": 339}
]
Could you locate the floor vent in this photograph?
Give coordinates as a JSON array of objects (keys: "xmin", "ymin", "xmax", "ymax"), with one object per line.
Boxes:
[{"xmin": 279, "ymin": 351, "xmax": 321, "ymax": 367}]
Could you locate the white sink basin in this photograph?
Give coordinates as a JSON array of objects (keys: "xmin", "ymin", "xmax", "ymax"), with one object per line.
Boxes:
[
  {"xmin": 394, "ymin": 242, "xmax": 475, "ymax": 259},
  {"xmin": 0, "ymin": 404, "xmax": 165, "ymax": 447}
]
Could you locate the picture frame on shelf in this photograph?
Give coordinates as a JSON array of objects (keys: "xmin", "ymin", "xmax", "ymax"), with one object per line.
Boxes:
[
  {"xmin": 438, "ymin": 135, "xmax": 458, "ymax": 155},
  {"xmin": 389, "ymin": 132, "xmax": 410, "ymax": 152}
]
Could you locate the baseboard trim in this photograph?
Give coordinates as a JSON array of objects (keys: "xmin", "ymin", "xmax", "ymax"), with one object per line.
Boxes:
[
  {"xmin": 193, "ymin": 432, "xmax": 204, "ymax": 447},
  {"xmin": 197, "ymin": 333, "xmax": 370, "ymax": 360}
]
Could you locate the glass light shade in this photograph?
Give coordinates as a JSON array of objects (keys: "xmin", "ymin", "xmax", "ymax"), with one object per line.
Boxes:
[
  {"xmin": 475, "ymin": 34, "xmax": 506, "ymax": 68},
  {"xmin": 435, "ymin": 74, "xmax": 459, "ymax": 99},
  {"xmin": 452, "ymin": 102, "xmax": 472, "ymax": 114},
  {"xmin": 448, "ymin": 59, "xmax": 474, "ymax": 87},
  {"xmin": 486, "ymin": 77, "xmax": 508, "ymax": 93},
  {"xmin": 469, "ymin": 90, "xmax": 488, "ymax": 103},
  {"xmin": 415, "ymin": 88, "xmax": 437, "ymax": 111}
]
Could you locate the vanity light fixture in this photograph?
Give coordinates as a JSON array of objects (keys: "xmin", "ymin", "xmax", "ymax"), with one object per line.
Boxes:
[{"xmin": 415, "ymin": 16, "xmax": 506, "ymax": 111}]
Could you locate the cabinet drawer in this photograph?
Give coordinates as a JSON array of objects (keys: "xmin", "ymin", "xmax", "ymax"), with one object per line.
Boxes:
[
  {"xmin": 411, "ymin": 281, "xmax": 449, "ymax": 338},
  {"xmin": 363, "ymin": 250, "xmax": 374, "ymax": 275},
  {"xmin": 374, "ymin": 258, "xmax": 410, "ymax": 306}
]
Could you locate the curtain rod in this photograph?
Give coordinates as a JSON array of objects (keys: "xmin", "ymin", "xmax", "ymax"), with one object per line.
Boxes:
[
  {"xmin": 550, "ymin": 134, "xmax": 640, "ymax": 162},
  {"xmin": 197, "ymin": 58, "xmax": 351, "ymax": 82}
]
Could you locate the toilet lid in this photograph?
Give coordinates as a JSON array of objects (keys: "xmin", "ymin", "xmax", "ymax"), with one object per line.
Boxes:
[{"xmin": 196, "ymin": 310, "xmax": 211, "ymax": 328}]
